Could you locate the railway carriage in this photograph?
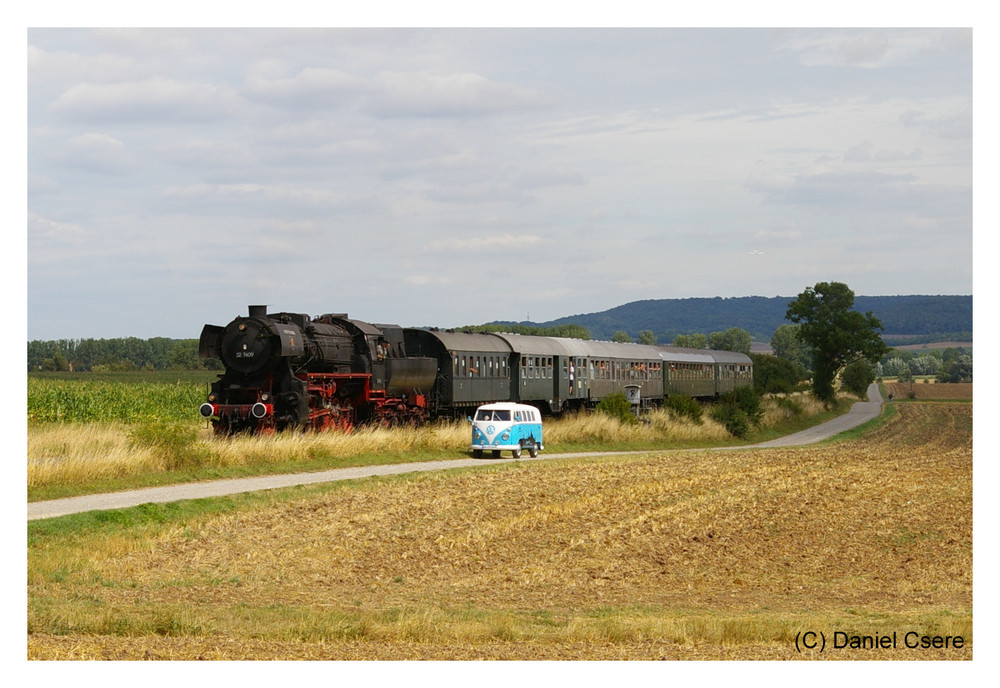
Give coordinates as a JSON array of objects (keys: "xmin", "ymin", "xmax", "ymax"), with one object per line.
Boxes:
[
  {"xmin": 657, "ymin": 347, "xmax": 718, "ymax": 398},
  {"xmin": 487, "ymin": 333, "xmax": 580, "ymax": 413},
  {"xmin": 655, "ymin": 346, "xmax": 754, "ymax": 399},
  {"xmin": 575, "ymin": 339, "xmax": 664, "ymax": 409},
  {"xmin": 710, "ymin": 349, "xmax": 754, "ymax": 396},
  {"xmin": 402, "ymin": 329, "xmax": 512, "ymax": 413}
]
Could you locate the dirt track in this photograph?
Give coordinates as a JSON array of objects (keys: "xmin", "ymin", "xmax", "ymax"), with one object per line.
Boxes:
[{"xmin": 27, "ymin": 385, "xmax": 883, "ymax": 521}]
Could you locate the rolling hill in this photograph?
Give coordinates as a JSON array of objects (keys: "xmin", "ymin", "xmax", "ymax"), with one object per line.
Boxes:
[{"xmin": 489, "ymin": 295, "xmax": 972, "ymax": 343}]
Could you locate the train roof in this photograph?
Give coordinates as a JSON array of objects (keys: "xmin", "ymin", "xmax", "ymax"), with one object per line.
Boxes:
[
  {"xmin": 490, "ymin": 333, "xmax": 663, "ymax": 360},
  {"xmin": 655, "ymin": 347, "xmax": 716, "ymax": 364},
  {"xmin": 707, "ymin": 349, "xmax": 753, "ymax": 364},
  {"xmin": 406, "ymin": 329, "xmax": 753, "ymax": 365},
  {"xmin": 409, "ymin": 329, "xmax": 512, "ymax": 354},
  {"xmin": 654, "ymin": 346, "xmax": 752, "ymax": 365},
  {"xmin": 488, "ymin": 332, "xmax": 577, "ymax": 356}
]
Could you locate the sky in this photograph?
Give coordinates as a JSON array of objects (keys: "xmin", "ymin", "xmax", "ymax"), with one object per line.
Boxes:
[{"xmin": 25, "ymin": 21, "xmax": 976, "ymax": 341}]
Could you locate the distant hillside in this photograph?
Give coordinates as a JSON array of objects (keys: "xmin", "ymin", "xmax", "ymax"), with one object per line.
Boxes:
[{"xmin": 490, "ymin": 295, "xmax": 972, "ymax": 343}]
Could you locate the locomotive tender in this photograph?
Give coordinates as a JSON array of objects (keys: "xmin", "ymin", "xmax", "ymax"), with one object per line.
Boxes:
[{"xmin": 198, "ymin": 305, "xmax": 753, "ymax": 434}]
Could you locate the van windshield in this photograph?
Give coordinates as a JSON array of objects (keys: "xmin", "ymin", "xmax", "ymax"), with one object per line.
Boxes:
[{"xmin": 476, "ymin": 409, "xmax": 511, "ymax": 421}]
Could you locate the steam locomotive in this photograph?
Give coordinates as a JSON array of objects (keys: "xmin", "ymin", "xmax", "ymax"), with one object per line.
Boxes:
[
  {"xmin": 198, "ymin": 305, "xmax": 436, "ymax": 434},
  {"xmin": 198, "ymin": 305, "xmax": 753, "ymax": 435}
]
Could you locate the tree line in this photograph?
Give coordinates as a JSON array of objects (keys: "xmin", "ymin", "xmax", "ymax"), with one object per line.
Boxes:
[{"xmin": 27, "ymin": 338, "xmax": 221, "ymax": 372}]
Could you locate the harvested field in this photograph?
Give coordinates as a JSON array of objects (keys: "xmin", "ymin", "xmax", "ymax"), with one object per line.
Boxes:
[
  {"xmin": 28, "ymin": 403, "xmax": 972, "ymax": 660},
  {"xmin": 884, "ymin": 382, "xmax": 972, "ymax": 401}
]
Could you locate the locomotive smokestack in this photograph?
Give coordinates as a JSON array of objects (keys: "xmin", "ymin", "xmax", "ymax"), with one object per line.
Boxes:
[{"xmin": 249, "ymin": 305, "xmax": 267, "ymax": 318}]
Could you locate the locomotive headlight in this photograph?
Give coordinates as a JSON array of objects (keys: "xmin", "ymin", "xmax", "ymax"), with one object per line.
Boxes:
[
  {"xmin": 207, "ymin": 393, "xmax": 217, "ymax": 402},
  {"xmin": 260, "ymin": 393, "xmax": 270, "ymax": 402}
]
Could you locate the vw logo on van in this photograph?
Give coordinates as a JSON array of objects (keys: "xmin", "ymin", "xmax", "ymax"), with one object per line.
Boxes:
[{"xmin": 486, "ymin": 425, "xmax": 496, "ymax": 435}]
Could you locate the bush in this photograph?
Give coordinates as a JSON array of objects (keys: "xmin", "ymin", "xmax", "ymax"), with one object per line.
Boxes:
[
  {"xmin": 663, "ymin": 394, "xmax": 703, "ymax": 424},
  {"xmin": 841, "ymin": 360, "xmax": 875, "ymax": 399},
  {"xmin": 721, "ymin": 387, "xmax": 763, "ymax": 425},
  {"xmin": 710, "ymin": 403, "xmax": 751, "ymax": 439},
  {"xmin": 750, "ymin": 353, "xmax": 807, "ymax": 395},
  {"xmin": 774, "ymin": 395, "xmax": 803, "ymax": 416},
  {"xmin": 710, "ymin": 387, "xmax": 763, "ymax": 439},
  {"xmin": 595, "ymin": 393, "xmax": 637, "ymax": 425},
  {"xmin": 128, "ymin": 421, "xmax": 210, "ymax": 471}
]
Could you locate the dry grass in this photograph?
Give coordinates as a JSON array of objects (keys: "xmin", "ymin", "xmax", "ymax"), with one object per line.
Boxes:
[
  {"xmin": 545, "ymin": 408, "xmax": 733, "ymax": 444},
  {"xmin": 28, "ymin": 402, "xmax": 972, "ymax": 660},
  {"xmin": 29, "ymin": 396, "xmax": 810, "ymax": 492},
  {"xmin": 27, "ymin": 424, "xmax": 164, "ymax": 487},
  {"xmin": 27, "ymin": 420, "xmax": 472, "ymax": 491}
]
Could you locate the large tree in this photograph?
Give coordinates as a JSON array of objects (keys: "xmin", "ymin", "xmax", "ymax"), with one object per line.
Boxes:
[{"xmin": 785, "ymin": 282, "xmax": 889, "ymax": 403}]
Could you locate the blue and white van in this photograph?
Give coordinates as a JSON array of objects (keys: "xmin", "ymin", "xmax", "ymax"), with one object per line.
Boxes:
[{"xmin": 470, "ymin": 402, "xmax": 543, "ymax": 458}]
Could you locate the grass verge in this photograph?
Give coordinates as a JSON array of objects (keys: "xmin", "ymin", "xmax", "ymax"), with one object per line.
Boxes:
[{"xmin": 29, "ymin": 392, "xmax": 846, "ymax": 502}]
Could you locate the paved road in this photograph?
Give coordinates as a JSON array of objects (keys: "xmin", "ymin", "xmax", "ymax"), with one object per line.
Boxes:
[
  {"xmin": 27, "ymin": 384, "xmax": 883, "ymax": 521},
  {"xmin": 753, "ymin": 382, "xmax": 883, "ymax": 447}
]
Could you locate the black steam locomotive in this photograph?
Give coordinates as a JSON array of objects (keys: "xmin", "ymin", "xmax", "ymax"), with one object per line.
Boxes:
[{"xmin": 198, "ymin": 305, "xmax": 437, "ymax": 434}]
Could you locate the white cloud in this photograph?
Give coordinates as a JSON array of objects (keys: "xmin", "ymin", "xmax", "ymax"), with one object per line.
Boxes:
[
  {"xmin": 49, "ymin": 132, "xmax": 135, "ymax": 175},
  {"xmin": 49, "ymin": 78, "xmax": 244, "ymax": 123},
  {"xmin": 428, "ymin": 234, "xmax": 543, "ymax": 252},
  {"xmin": 243, "ymin": 67, "xmax": 368, "ymax": 110},
  {"xmin": 368, "ymin": 71, "xmax": 551, "ymax": 117}
]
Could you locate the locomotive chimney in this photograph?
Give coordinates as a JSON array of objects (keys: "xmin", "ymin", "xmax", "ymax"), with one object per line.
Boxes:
[{"xmin": 249, "ymin": 305, "xmax": 267, "ymax": 317}]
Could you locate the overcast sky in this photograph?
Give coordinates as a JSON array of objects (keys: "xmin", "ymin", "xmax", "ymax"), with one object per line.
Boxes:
[{"xmin": 26, "ymin": 25, "xmax": 974, "ymax": 340}]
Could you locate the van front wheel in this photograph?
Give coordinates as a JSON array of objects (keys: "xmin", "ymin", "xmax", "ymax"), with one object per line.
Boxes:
[{"xmin": 512, "ymin": 447, "xmax": 522, "ymax": 459}]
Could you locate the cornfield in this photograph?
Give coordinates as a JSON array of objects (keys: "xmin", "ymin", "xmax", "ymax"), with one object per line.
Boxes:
[{"xmin": 27, "ymin": 377, "xmax": 205, "ymax": 424}]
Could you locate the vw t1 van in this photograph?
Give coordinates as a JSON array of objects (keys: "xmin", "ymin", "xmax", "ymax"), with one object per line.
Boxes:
[{"xmin": 470, "ymin": 402, "xmax": 543, "ymax": 458}]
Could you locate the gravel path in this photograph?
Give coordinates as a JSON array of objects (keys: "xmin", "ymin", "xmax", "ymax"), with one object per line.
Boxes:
[{"xmin": 27, "ymin": 384, "xmax": 883, "ymax": 521}]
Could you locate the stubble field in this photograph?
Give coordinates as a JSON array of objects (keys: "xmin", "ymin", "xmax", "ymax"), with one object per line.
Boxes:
[
  {"xmin": 883, "ymin": 381, "xmax": 972, "ymax": 401},
  {"xmin": 28, "ymin": 402, "xmax": 972, "ymax": 660}
]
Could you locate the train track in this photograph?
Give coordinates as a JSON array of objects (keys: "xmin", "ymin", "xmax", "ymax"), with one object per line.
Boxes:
[{"xmin": 27, "ymin": 386, "xmax": 883, "ymax": 521}]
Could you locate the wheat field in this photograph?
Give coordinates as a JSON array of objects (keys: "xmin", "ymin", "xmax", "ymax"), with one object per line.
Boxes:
[{"xmin": 28, "ymin": 402, "xmax": 971, "ymax": 660}]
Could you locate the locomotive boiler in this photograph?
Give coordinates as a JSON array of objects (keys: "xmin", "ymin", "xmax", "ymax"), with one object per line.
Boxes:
[{"xmin": 198, "ymin": 305, "xmax": 437, "ymax": 434}]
